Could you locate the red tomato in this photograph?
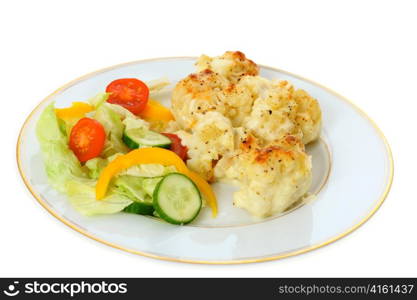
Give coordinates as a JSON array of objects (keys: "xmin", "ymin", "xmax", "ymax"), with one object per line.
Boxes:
[
  {"xmin": 69, "ymin": 118, "xmax": 106, "ymax": 163},
  {"xmin": 106, "ymin": 78, "xmax": 149, "ymax": 115},
  {"xmin": 161, "ymin": 133, "xmax": 188, "ymax": 161}
]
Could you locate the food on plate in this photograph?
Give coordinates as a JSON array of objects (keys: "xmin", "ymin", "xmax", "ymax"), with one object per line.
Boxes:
[
  {"xmin": 174, "ymin": 111, "xmax": 234, "ymax": 181},
  {"xmin": 106, "ymin": 78, "xmax": 149, "ymax": 115},
  {"xmin": 169, "ymin": 51, "xmax": 321, "ymax": 217},
  {"xmin": 214, "ymin": 134, "xmax": 312, "ymax": 217},
  {"xmin": 171, "ymin": 51, "xmax": 321, "ymax": 144},
  {"xmin": 69, "ymin": 117, "xmax": 106, "ymax": 163},
  {"xmin": 160, "ymin": 133, "xmax": 189, "ymax": 161},
  {"xmin": 36, "ymin": 51, "xmax": 322, "ymax": 223},
  {"xmin": 122, "ymin": 125, "xmax": 172, "ymax": 149},
  {"xmin": 153, "ymin": 173, "xmax": 202, "ymax": 225},
  {"xmin": 36, "ymin": 79, "xmax": 216, "ymax": 225},
  {"xmin": 55, "ymin": 102, "xmax": 94, "ymax": 120},
  {"xmin": 95, "ymin": 147, "xmax": 217, "ymax": 216},
  {"xmin": 139, "ymin": 99, "xmax": 175, "ymax": 123}
]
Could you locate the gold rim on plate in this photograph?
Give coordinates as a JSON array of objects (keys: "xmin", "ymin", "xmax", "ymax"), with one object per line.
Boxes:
[{"xmin": 16, "ymin": 57, "xmax": 394, "ymax": 264}]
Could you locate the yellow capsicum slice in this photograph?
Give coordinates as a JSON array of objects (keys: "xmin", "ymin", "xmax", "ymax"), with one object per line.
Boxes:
[
  {"xmin": 55, "ymin": 102, "xmax": 94, "ymax": 120},
  {"xmin": 95, "ymin": 147, "xmax": 217, "ymax": 217},
  {"xmin": 139, "ymin": 99, "xmax": 174, "ymax": 122}
]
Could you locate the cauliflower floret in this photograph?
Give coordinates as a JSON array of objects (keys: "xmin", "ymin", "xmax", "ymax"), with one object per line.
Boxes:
[
  {"xmin": 172, "ymin": 57, "xmax": 321, "ymax": 144},
  {"xmin": 215, "ymin": 134, "xmax": 312, "ymax": 217},
  {"xmin": 172, "ymin": 69, "xmax": 228, "ymax": 129},
  {"xmin": 172, "ymin": 69, "xmax": 255, "ymax": 129},
  {"xmin": 242, "ymin": 79, "xmax": 321, "ymax": 144},
  {"xmin": 170, "ymin": 51, "xmax": 321, "ymax": 218},
  {"xmin": 293, "ymin": 89, "xmax": 322, "ymax": 144},
  {"xmin": 196, "ymin": 51, "xmax": 259, "ymax": 82},
  {"xmin": 172, "ymin": 51, "xmax": 260, "ymax": 129},
  {"xmin": 175, "ymin": 111, "xmax": 235, "ymax": 181},
  {"xmin": 242, "ymin": 79, "xmax": 300, "ymax": 142}
]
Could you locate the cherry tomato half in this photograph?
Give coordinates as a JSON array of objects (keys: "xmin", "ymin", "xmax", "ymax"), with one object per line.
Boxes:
[
  {"xmin": 106, "ymin": 78, "xmax": 149, "ymax": 115},
  {"xmin": 69, "ymin": 117, "xmax": 106, "ymax": 163},
  {"xmin": 161, "ymin": 133, "xmax": 188, "ymax": 161}
]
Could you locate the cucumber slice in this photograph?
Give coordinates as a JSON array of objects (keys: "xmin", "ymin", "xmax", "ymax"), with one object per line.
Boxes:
[
  {"xmin": 123, "ymin": 128, "xmax": 172, "ymax": 149},
  {"xmin": 153, "ymin": 173, "xmax": 202, "ymax": 225},
  {"xmin": 123, "ymin": 201, "xmax": 154, "ymax": 215}
]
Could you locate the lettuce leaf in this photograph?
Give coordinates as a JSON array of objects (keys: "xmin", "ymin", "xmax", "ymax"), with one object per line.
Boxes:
[
  {"xmin": 88, "ymin": 92, "xmax": 110, "ymax": 108},
  {"xmin": 85, "ymin": 157, "xmax": 108, "ymax": 179},
  {"xmin": 66, "ymin": 179, "xmax": 132, "ymax": 216},
  {"xmin": 114, "ymin": 176, "xmax": 150, "ymax": 203},
  {"xmin": 94, "ymin": 103, "xmax": 129, "ymax": 157},
  {"xmin": 119, "ymin": 164, "xmax": 176, "ymax": 177},
  {"xmin": 94, "ymin": 103, "xmax": 124, "ymax": 138},
  {"xmin": 106, "ymin": 102, "xmax": 136, "ymax": 119},
  {"xmin": 142, "ymin": 177, "xmax": 163, "ymax": 197},
  {"xmin": 123, "ymin": 116, "xmax": 149, "ymax": 131},
  {"xmin": 36, "ymin": 103, "xmax": 174, "ymax": 216},
  {"xmin": 36, "ymin": 104, "xmax": 87, "ymax": 193}
]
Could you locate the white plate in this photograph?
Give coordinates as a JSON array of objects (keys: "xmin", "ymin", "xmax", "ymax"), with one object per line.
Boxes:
[{"xmin": 17, "ymin": 57, "xmax": 393, "ymax": 264}]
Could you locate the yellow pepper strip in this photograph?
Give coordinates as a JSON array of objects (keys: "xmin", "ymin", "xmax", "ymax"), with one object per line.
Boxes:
[
  {"xmin": 95, "ymin": 147, "xmax": 218, "ymax": 217},
  {"xmin": 55, "ymin": 102, "xmax": 94, "ymax": 120},
  {"xmin": 139, "ymin": 99, "xmax": 175, "ymax": 123}
]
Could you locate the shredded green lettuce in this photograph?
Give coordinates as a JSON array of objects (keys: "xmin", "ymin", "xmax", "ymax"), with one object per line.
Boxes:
[
  {"xmin": 89, "ymin": 92, "xmax": 135, "ymax": 120},
  {"xmin": 114, "ymin": 176, "xmax": 150, "ymax": 203},
  {"xmin": 36, "ymin": 104, "xmax": 87, "ymax": 193},
  {"xmin": 36, "ymin": 103, "xmax": 130, "ymax": 216},
  {"xmin": 94, "ymin": 103, "xmax": 129, "ymax": 157},
  {"xmin": 107, "ymin": 153, "xmax": 124, "ymax": 162},
  {"xmin": 36, "ymin": 102, "xmax": 176, "ymax": 217},
  {"xmin": 142, "ymin": 177, "xmax": 163, "ymax": 197},
  {"xmin": 57, "ymin": 117, "xmax": 69, "ymax": 137},
  {"xmin": 85, "ymin": 157, "xmax": 108, "ymax": 179},
  {"xmin": 123, "ymin": 116, "xmax": 149, "ymax": 131},
  {"xmin": 66, "ymin": 179, "xmax": 132, "ymax": 216},
  {"xmin": 106, "ymin": 103, "xmax": 136, "ymax": 119},
  {"xmin": 88, "ymin": 92, "xmax": 109, "ymax": 108},
  {"xmin": 119, "ymin": 164, "xmax": 176, "ymax": 177}
]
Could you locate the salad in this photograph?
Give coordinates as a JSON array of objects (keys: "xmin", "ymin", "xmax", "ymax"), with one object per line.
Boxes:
[{"xmin": 36, "ymin": 78, "xmax": 217, "ymax": 225}]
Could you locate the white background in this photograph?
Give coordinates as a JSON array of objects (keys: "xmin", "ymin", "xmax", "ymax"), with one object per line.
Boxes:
[{"xmin": 1, "ymin": 0, "xmax": 416, "ymax": 277}]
